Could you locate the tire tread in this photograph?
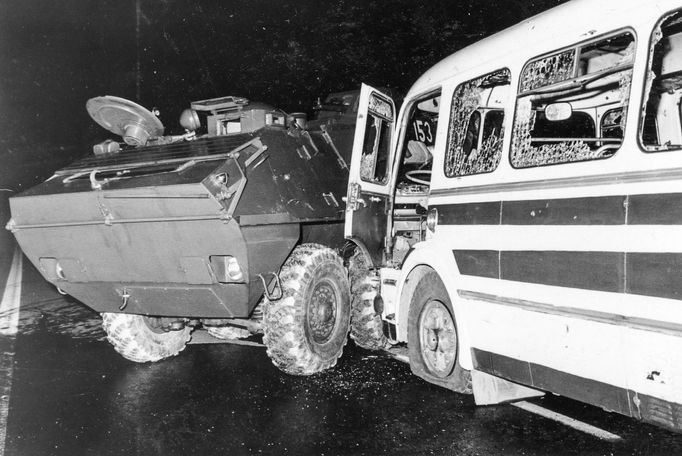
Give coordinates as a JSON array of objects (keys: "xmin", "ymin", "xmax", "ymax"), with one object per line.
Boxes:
[
  {"xmin": 263, "ymin": 243, "xmax": 350, "ymax": 375},
  {"xmin": 101, "ymin": 313, "xmax": 192, "ymax": 363},
  {"xmin": 348, "ymin": 250, "xmax": 389, "ymax": 350}
]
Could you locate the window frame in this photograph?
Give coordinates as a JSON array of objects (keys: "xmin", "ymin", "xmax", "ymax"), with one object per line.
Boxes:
[
  {"xmin": 509, "ymin": 28, "xmax": 637, "ymax": 169},
  {"xmin": 638, "ymin": 7, "xmax": 682, "ymax": 153},
  {"xmin": 443, "ymin": 67, "xmax": 511, "ymax": 178},
  {"xmin": 359, "ymin": 92, "xmax": 394, "ymax": 185}
]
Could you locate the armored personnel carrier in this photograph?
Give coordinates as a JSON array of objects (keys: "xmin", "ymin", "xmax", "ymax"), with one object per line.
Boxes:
[{"xmin": 7, "ymin": 94, "xmax": 357, "ymax": 375}]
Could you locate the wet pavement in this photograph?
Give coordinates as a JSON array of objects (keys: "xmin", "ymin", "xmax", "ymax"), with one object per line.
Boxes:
[{"xmin": 2, "ymin": 261, "xmax": 682, "ymax": 455}]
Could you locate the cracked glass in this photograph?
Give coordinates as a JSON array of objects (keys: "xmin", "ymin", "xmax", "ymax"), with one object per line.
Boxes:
[
  {"xmin": 512, "ymin": 32, "xmax": 635, "ymax": 168},
  {"xmin": 445, "ymin": 69, "xmax": 511, "ymax": 177},
  {"xmin": 360, "ymin": 93, "xmax": 393, "ymax": 184}
]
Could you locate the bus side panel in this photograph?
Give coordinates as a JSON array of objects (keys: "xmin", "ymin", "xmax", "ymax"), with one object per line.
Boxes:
[
  {"xmin": 431, "ymin": 192, "xmax": 682, "ymax": 424},
  {"xmin": 461, "ymin": 287, "xmax": 629, "ymax": 403}
]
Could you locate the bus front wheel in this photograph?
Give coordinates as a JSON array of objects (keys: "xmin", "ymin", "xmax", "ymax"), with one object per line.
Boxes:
[{"xmin": 407, "ymin": 270, "xmax": 471, "ymax": 393}]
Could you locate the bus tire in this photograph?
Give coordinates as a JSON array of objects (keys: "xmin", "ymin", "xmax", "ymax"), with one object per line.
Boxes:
[{"xmin": 407, "ymin": 270, "xmax": 471, "ymax": 393}]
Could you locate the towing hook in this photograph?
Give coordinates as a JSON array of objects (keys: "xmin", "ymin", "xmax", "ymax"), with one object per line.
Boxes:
[
  {"xmin": 258, "ymin": 272, "xmax": 283, "ymax": 301},
  {"xmin": 119, "ymin": 288, "xmax": 131, "ymax": 311}
]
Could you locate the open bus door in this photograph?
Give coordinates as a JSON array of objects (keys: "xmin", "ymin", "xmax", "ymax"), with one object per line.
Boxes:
[{"xmin": 344, "ymin": 84, "xmax": 396, "ymax": 266}]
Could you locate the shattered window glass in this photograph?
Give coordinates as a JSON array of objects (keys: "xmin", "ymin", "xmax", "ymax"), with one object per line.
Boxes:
[
  {"xmin": 360, "ymin": 93, "xmax": 393, "ymax": 184},
  {"xmin": 601, "ymin": 108, "xmax": 625, "ymax": 139},
  {"xmin": 641, "ymin": 10, "xmax": 682, "ymax": 152},
  {"xmin": 511, "ymin": 32, "xmax": 635, "ymax": 168},
  {"xmin": 444, "ymin": 68, "xmax": 511, "ymax": 177},
  {"xmin": 520, "ymin": 50, "xmax": 576, "ymax": 93}
]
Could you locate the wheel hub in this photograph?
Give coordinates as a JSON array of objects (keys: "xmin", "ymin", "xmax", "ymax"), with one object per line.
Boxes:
[
  {"xmin": 317, "ymin": 301, "xmax": 332, "ymax": 322},
  {"xmin": 419, "ymin": 300, "xmax": 457, "ymax": 378},
  {"xmin": 425, "ymin": 329, "xmax": 439, "ymax": 350},
  {"xmin": 307, "ymin": 281, "xmax": 338, "ymax": 344}
]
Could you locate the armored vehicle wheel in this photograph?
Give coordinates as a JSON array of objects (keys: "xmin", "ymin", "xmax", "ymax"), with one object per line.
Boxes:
[
  {"xmin": 206, "ymin": 326, "xmax": 251, "ymax": 340},
  {"xmin": 263, "ymin": 243, "xmax": 351, "ymax": 375},
  {"xmin": 101, "ymin": 313, "xmax": 192, "ymax": 363},
  {"xmin": 407, "ymin": 270, "xmax": 471, "ymax": 393},
  {"xmin": 348, "ymin": 249, "xmax": 389, "ymax": 350}
]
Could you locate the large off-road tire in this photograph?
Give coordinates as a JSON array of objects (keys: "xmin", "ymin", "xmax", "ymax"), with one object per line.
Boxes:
[
  {"xmin": 407, "ymin": 270, "xmax": 471, "ymax": 393},
  {"xmin": 206, "ymin": 325, "xmax": 251, "ymax": 340},
  {"xmin": 348, "ymin": 249, "xmax": 389, "ymax": 350},
  {"xmin": 263, "ymin": 243, "xmax": 351, "ymax": 375},
  {"xmin": 101, "ymin": 313, "xmax": 192, "ymax": 363}
]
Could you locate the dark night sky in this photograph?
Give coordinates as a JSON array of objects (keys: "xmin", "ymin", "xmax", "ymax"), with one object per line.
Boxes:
[{"xmin": 0, "ymin": 0, "xmax": 567, "ymax": 189}]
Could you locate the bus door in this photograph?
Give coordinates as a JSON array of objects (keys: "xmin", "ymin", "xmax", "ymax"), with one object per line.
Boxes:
[{"xmin": 344, "ymin": 84, "xmax": 396, "ymax": 266}]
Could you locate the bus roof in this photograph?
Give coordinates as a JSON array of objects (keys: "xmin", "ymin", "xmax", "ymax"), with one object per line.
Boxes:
[{"xmin": 406, "ymin": 0, "xmax": 681, "ymax": 99}]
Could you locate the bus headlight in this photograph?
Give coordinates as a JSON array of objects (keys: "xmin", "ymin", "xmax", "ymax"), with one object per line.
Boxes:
[{"xmin": 426, "ymin": 208, "xmax": 439, "ymax": 232}]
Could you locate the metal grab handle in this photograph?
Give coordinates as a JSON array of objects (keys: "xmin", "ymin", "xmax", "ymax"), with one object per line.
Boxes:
[{"xmin": 258, "ymin": 272, "xmax": 283, "ymax": 301}]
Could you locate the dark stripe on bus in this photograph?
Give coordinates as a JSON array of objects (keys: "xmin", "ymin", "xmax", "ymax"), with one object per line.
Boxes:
[
  {"xmin": 434, "ymin": 192, "xmax": 682, "ymax": 226},
  {"xmin": 503, "ymin": 251, "xmax": 625, "ymax": 293},
  {"xmin": 453, "ymin": 250, "xmax": 498, "ymax": 279},
  {"xmin": 502, "ymin": 196, "xmax": 625, "ymax": 225},
  {"xmin": 627, "ymin": 253, "xmax": 682, "ymax": 300},
  {"xmin": 437, "ymin": 202, "xmax": 500, "ymax": 225},
  {"xmin": 455, "ymin": 249, "xmax": 682, "ymax": 300},
  {"xmin": 472, "ymin": 348, "xmax": 682, "ymax": 432},
  {"xmin": 454, "ymin": 250, "xmax": 624, "ymax": 293},
  {"xmin": 627, "ymin": 193, "xmax": 682, "ymax": 225}
]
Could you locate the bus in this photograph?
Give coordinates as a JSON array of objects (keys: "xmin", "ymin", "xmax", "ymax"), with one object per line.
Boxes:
[{"xmin": 343, "ymin": 0, "xmax": 682, "ymax": 432}]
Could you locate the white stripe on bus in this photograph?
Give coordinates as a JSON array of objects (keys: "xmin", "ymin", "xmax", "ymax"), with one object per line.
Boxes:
[{"xmin": 435, "ymin": 224, "xmax": 682, "ymax": 252}]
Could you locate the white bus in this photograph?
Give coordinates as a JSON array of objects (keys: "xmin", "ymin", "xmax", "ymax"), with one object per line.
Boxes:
[{"xmin": 344, "ymin": 0, "xmax": 682, "ymax": 432}]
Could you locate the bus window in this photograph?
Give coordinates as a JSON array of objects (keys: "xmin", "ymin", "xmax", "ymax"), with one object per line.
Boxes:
[
  {"xmin": 360, "ymin": 94, "xmax": 392, "ymax": 184},
  {"xmin": 444, "ymin": 68, "xmax": 511, "ymax": 177},
  {"xmin": 396, "ymin": 91, "xmax": 440, "ymax": 193},
  {"xmin": 511, "ymin": 32, "xmax": 635, "ymax": 168},
  {"xmin": 641, "ymin": 10, "xmax": 682, "ymax": 151}
]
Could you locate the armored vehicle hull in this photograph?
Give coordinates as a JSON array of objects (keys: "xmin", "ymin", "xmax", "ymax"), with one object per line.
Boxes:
[
  {"xmin": 9, "ymin": 96, "xmax": 356, "ymax": 372},
  {"xmin": 11, "ymin": 129, "xmax": 348, "ymax": 318}
]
